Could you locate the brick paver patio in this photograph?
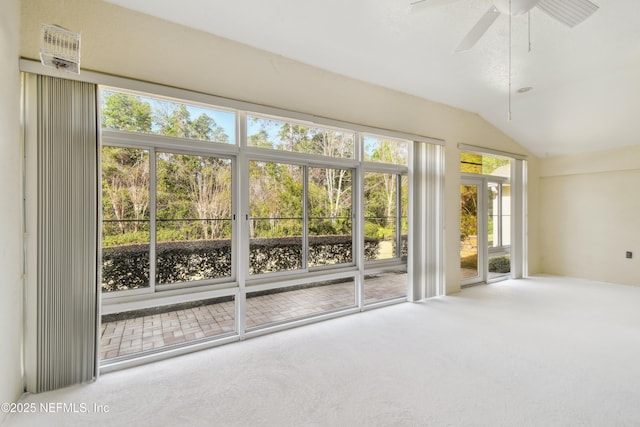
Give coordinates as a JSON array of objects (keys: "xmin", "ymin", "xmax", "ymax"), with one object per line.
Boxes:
[{"xmin": 100, "ymin": 272, "xmax": 407, "ymax": 360}]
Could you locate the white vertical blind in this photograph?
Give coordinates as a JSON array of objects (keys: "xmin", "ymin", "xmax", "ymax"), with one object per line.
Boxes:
[
  {"xmin": 409, "ymin": 142, "xmax": 445, "ymax": 300},
  {"xmin": 511, "ymin": 159, "xmax": 527, "ymax": 279},
  {"xmin": 36, "ymin": 75, "xmax": 98, "ymax": 392}
]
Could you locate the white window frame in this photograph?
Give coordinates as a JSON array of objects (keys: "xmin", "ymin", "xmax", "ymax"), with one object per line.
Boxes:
[{"xmin": 100, "ymin": 131, "xmax": 240, "ymax": 303}]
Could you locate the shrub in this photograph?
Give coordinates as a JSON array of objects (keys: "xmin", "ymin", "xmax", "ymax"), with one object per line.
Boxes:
[
  {"xmin": 488, "ymin": 255, "xmax": 510, "ymax": 273},
  {"xmin": 391, "ymin": 234, "xmax": 409, "ymax": 259},
  {"xmin": 460, "ymin": 253, "xmax": 477, "ymax": 269},
  {"xmin": 102, "ymin": 243, "xmax": 151, "ymax": 292},
  {"xmin": 364, "ymin": 222, "xmax": 379, "ymax": 239},
  {"xmin": 157, "ymin": 240, "xmax": 232, "ymax": 284},
  {"xmin": 102, "ymin": 235, "xmax": 381, "ymax": 292}
]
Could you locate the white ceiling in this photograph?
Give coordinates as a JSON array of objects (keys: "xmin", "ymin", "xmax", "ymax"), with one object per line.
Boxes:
[{"xmin": 105, "ymin": 0, "xmax": 640, "ymax": 157}]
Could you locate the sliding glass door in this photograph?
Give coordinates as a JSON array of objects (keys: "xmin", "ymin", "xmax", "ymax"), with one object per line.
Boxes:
[
  {"xmin": 460, "ymin": 178, "xmax": 484, "ymax": 285},
  {"xmin": 460, "ymin": 175, "xmax": 511, "ymax": 286}
]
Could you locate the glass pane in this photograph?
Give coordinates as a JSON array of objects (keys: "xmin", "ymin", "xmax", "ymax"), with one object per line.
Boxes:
[
  {"xmin": 460, "ymin": 152, "xmax": 510, "ymax": 178},
  {"xmin": 488, "ymin": 254, "xmax": 511, "ymax": 278},
  {"xmin": 156, "ymin": 153, "xmax": 233, "ymax": 284},
  {"xmin": 460, "ymin": 184, "xmax": 479, "ymax": 279},
  {"xmin": 100, "ymin": 295, "xmax": 235, "ymax": 360},
  {"xmin": 101, "ymin": 89, "xmax": 236, "ymax": 144},
  {"xmin": 400, "ymin": 175, "xmax": 409, "ymax": 259},
  {"xmin": 364, "ymin": 172, "xmax": 398, "ymax": 260},
  {"xmin": 249, "ymin": 161, "xmax": 303, "ymax": 274},
  {"xmin": 101, "ymin": 146, "xmax": 150, "ymax": 292},
  {"xmin": 488, "ymin": 182, "xmax": 499, "ymax": 248},
  {"xmin": 247, "ymin": 115, "xmax": 354, "ymax": 158},
  {"xmin": 364, "ymin": 269, "xmax": 407, "ymax": 304},
  {"xmin": 246, "ymin": 279, "xmax": 356, "ymax": 329},
  {"xmin": 308, "ymin": 167, "xmax": 353, "ymax": 267},
  {"xmin": 363, "ymin": 135, "xmax": 409, "ymax": 165},
  {"xmin": 502, "ymin": 182, "xmax": 511, "ymax": 246}
]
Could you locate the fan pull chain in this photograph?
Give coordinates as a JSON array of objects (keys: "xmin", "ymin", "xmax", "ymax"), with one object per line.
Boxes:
[
  {"xmin": 508, "ymin": 0, "xmax": 512, "ymax": 121},
  {"xmin": 528, "ymin": 11, "xmax": 532, "ymax": 52}
]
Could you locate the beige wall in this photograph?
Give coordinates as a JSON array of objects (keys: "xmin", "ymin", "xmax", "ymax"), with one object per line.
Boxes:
[
  {"xmin": 19, "ymin": 0, "xmax": 538, "ymax": 295},
  {"xmin": 539, "ymin": 146, "xmax": 640, "ymax": 285},
  {"xmin": 0, "ymin": 0, "xmax": 24, "ymax": 420}
]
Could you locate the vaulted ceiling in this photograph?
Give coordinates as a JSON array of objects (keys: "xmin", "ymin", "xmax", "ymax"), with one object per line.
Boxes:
[{"xmin": 104, "ymin": 0, "xmax": 640, "ymax": 157}]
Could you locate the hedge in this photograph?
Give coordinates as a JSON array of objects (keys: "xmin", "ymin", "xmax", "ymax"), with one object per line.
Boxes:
[
  {"xmin": 488, "ymin": 255, "xmax": 510, "ymax": 273},
  {"xmin": 102, "ymin": 235, "xmax": 381, "ymax": 292}
]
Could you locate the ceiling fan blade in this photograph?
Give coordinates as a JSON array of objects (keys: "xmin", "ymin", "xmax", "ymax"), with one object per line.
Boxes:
[
  {"xmin": 536, "ymin": 0, "xmax": 598, "ymax": 27},
  {"xmin": 454, "ymin": 5, "xmax": 501, "ymax": 53},
  {"xmin": 511, "ymin": 0, "xmax": 541, "ymax": 16},
  {"xmin": 408, "ymin": 0, "xmax": 463, "ymax": 14}
]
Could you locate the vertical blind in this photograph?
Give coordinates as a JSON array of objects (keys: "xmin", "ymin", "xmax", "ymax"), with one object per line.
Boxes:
[
  {"xmin": 409, "ymin": 142, "xmax": 445, "ymax": 300},
  {"xmin": 36, "ymin": 75, "xmax": 98, "ymax": 392}
]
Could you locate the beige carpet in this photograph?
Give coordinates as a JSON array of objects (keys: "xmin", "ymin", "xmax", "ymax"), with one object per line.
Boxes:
[{"xmin": 5, "ymin": 275, "xmax": 640, "ymax": 426}]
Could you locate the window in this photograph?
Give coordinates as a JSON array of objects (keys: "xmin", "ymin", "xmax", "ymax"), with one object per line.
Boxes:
[
  {"xmin": 488, "ymin": 181, "xmax": 511, "ymax": 249},
  {"xmin": 248, "ymin": 161, "xmax": 355, "ymax": 275},
  {"xmin": 460, "ymin": 152, "xmax": 510, "ymax": 178},
  {"xmin": 156, "ymin": 152, "xmax": 233, "ymax": 285},
  {"xmin": 101, "ymin": 146, "xmax": 151, "ymax": 292},
  {"xmin": 102, "ymin": 88, "xmax": 236, "ymax": 144},
  {"xmin": 247, "ymin": 115, "xmax": 354, "ymax": 158},
  {"xmin": 363, "ymin": 135, "xmax": 408, "ymax": 166},
  {"xmin": 99, "ymin": 87, "xmax": 419, "ymax": 365},
  {"xmin": 362, "ymin": 134, "xmax": 409, "ymax": 303},
  {"xmin": 460, "ymin": 151, "xmax": 512, "ymax": 282},
  {"xmin": 246, "ymin": 278, "xmax": 356, "ymax": 329},
  {"xmin": 308, "ymin": 166, "xmax": 353, "ymax": 267},
  {"xmin": 101, "ymin": 148, "xmax": 235, "ymax": 293},
  {"xmin": 249, "ymin": 160, "xmax": 304, "ymax": 275}
]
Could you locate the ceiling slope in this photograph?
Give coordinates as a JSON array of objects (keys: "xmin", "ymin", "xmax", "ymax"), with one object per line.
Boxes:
[{"xmin": 105, "ymin": 0, "xmax": 640, "ymax": 157}]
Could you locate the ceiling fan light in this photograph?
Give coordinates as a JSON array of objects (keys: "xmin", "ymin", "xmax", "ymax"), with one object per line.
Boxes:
[{"xmin": 509, "ymin": 0, "xmax": 541, "ymax": 16}]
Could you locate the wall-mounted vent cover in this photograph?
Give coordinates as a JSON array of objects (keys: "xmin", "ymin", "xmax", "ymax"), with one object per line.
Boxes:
[{"xmin": 40, "ymin": 24, "xmax": 81, "ymax": 74}]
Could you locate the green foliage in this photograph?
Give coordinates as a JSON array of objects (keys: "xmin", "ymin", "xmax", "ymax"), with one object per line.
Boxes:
[
  {"xmin": 460, "ymin": 153, "xmax": 483, "ymax": 174},
  {"xmin": 155, "ymin": 103, "xmax": 229, "ymax": 142},
  {"xmin": 102, "ymin": 92, "xmax": 152, "ymax": 132},
  {"xmin": 460, "ymin": 185, "xmax": 478, "ymax": 242},
  {"xmin": 103, "ymin": 231, "xmax": 149, "ymax": 247},
  {"xmin": 367, "ymin": 138, "xmax": 408, "ymax": 165},
  {"xmin": 102, "ymin": 91, "xmax": 230, "ymax": 142},
  {"xmin": 364, "ymin": 222, "xmax": 379, "ymax": 239},
  {"xmin": 309, "ymin": 220, "xmax": 338, "ymax": 236},
  {"xmin": 460, "ymin": 152, "xmax": 510, "ymax": 176},
  {"xmin": 102, "ymin": 237, "xmax": 381, "ymax": 291},
  {"xmin": 156, "ymin": 240, "xmax": 232, "ymax": 284},
  {"xmin": 102, "ymin": 243, "xmax": 150, "ymax": 291},
  {"xmin": 488, "ymin": 255, "xmax": 511, "ymax": 273},
  {"xmin": 460, "ymin": 253, "xmax": 477, "ymax": 269},
  {"xmin": 101, "ymin": 92, "xmax": 410, "ymax": 291}
]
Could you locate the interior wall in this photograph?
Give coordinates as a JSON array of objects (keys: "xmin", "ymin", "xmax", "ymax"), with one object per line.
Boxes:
[
  {"xmin": 19, "ymin": 0, "xmax": 539, "ymax": 293},
  {"xmin": 539, "ymin": 145, "xmax": 640, "ymax": 285},
  {"xmin": 0, "ymin": 0, "xmax": 25, "ymax": 419}
]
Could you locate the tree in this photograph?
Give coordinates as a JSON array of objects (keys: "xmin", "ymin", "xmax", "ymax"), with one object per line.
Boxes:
[
  {"xmin": 460, "ymin": 185, "xmax": 478, "ymax": 242},
  {"xmin": 101, "ymin": 93, "xmax": 152, "ymax": 241},
  {"xmin": 157, "ymin": 154, "xmax": 232, "ymax": 241},
  {"xmin": 101, "ymin": 92, "xmax": 152, "ymax": 132},
  {"xmin": 102, "ymin": 147, "xmax": 150, "ymax": 237},
  {"xmin": 156, "ymin": 102, "xmax": 229, "ymax": 142},
  {"xmin": 368, "ymin": 141, "xmax": 404, "ymax": 233}
]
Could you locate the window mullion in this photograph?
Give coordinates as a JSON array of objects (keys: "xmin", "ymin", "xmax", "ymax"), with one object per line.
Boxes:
[
  {"xmin": 396, "ymin": 174, "xmax": 402, "ymax": 260},
  {"xmin": 149, "ymin": 147, "xmax": 157, "ymax": 293},
  {"xmin": 497, "ymin": 182, "xmax": 503, "ymax": 248},
  {"xmin": 303, "ymin": 166, "xmax": 309, "ymax": 270}
]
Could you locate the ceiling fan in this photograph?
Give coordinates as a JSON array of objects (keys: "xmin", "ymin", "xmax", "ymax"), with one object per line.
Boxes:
[{"xmin": 409, "ymin": 0, "xmax": 599, "ymax": 52}]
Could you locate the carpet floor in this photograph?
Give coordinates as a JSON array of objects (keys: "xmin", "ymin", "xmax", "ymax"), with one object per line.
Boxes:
[{"xmin": 5, "ymin": 275, "xmax": 640, "ymax": 426}]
